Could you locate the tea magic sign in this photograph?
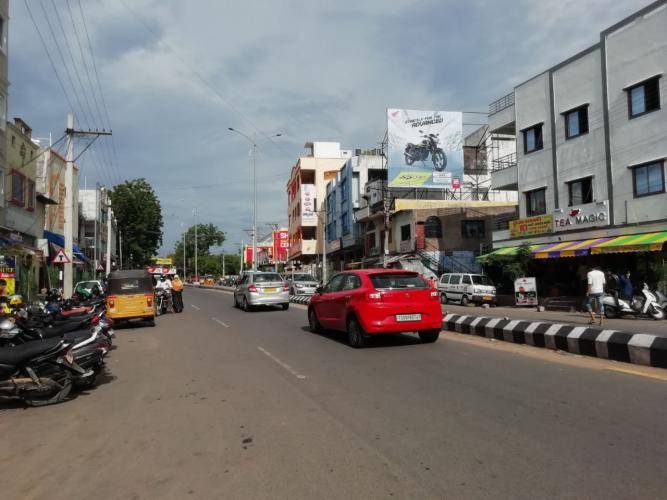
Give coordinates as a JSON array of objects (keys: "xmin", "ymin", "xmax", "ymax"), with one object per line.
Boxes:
[{"xmin": 553, "ymin": 201, "xmax": 609, "ymax": 232}]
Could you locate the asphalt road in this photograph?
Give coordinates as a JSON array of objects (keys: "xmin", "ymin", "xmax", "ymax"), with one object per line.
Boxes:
[
  {"xmin": 1, "ymin": 286, "xmax": 666, "ymax": 499},
  {"xmin": 443, "ymin": 303, "xmax": 667, "ymax": 337}
]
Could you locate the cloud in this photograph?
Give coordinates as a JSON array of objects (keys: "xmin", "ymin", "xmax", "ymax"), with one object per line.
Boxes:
[{"xmin": 9, "ymin": 0, "xmax": 650, "ymax": 254}]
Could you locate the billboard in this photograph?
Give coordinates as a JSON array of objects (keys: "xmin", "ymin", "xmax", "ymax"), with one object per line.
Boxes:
[
  {"xmin": 301, "ymin": 184, "xmax": 316, "ymax": 224},
  {"xmin": 273, "ymin": 229, "xmax": 289, "ymax": 263},
  {"xmin": 387, "ymin": 109, "xmax": 463, "ymax": 189}
]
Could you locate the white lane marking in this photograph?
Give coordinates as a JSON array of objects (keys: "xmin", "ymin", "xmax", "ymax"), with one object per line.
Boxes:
[
  {"xmin": 257, "ymin": 346, "xmax": 306, "ymax": 380},
  {"xmin": 191, "ymin": 305, "xmax": 201, "ymax": 310},
  {"xmin": 212, "ymin": 317, "xmax": 230, "ymax": 328}
]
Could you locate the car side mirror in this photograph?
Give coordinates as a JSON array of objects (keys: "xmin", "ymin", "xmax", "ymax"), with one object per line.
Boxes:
[{"xmin": 315, "ymin": 286, "xmax": 324, "ymax": 295}]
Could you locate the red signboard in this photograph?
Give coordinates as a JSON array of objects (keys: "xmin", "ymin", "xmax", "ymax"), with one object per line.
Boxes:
[
  {"xmin": 452, "ymin": 177, "xmax": 461, "ymax": 189},
  {"xmin": 273, "ymin": 229, "xmax": 289, "ymax": 263},
  {"xmin": 244, "ymin": 245, "xmax": 274, "ymax": 265}
]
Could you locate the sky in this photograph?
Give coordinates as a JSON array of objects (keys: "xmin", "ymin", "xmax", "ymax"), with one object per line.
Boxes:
[{"xmin": 9, "ymin": 0, "xmax": 650, "ymax": 255}]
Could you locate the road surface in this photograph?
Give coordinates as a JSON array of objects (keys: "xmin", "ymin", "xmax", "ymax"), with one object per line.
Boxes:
[{"xmin": 1, "ymin": 286, "xmax": 666, "ymax": 499}]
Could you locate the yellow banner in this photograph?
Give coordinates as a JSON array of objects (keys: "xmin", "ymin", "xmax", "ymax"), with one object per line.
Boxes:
[
  {"xmin": 509, "ymin": 215, "xmax": 553, "ymax": 238},
  {"xmin": 152, "ymin": 257, "xmax": 173, "ymax": 265}
]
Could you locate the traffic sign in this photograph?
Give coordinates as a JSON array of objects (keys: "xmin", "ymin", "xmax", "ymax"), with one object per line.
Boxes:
[
  {"xmin": 51, "ymin": 248, "xmax": 71, "ymax": 265},
  {"xmin": 96, "ymin": 263, "xmax": 105, "ymax": 272}
]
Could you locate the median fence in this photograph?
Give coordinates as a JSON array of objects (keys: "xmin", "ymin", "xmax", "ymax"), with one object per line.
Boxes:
[{"xmin": 443, "ymin": 313, "xmax": 667, "ymax": 368}]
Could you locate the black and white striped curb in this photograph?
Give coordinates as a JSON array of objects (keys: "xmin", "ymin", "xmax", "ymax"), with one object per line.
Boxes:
[
  {"xmin": 290, "ymin": 295, "xmax": 312, "ymax": 305},
  {"xmin": 443, "ymin": 313, "xmax": 667, "ymax": 369}
]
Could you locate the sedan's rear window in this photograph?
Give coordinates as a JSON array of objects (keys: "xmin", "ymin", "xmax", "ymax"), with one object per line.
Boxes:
[
  {"xmin": 254, "ymin": 273, "xmax": 283, "ymax": 283},
  {"xmin": 370, "ymin": 273, "xmax": 428, "ymax": 289}
]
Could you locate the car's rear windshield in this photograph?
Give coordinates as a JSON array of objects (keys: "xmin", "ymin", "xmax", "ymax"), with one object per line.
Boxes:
[
  {"xmin": 471, "ymin": 275, "xmax": 493, "ymax": 286},
  {"xmin": 108, "ymin": 278, "xmax": 152, "ymax": 294},
  {"xmin": 370, "ymin": 273, "xmax": 428, "ymax": 289},
  {"xmin": 254, "ymin": 273, "xmax": 283, "ymax": 283},
  {"xmin": 293, "ymin": 274, "xmax": 314, "ymax": 282}
]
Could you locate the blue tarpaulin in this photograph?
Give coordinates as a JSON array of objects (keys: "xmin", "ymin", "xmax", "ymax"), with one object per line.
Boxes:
[{"xmin": 43, "ymin": 230, "xmax": 89, "ymax": 262}]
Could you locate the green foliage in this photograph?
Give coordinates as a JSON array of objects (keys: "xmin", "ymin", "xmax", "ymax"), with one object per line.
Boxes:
[
  {"xmin": 482, "ymin": 243, "xmax": 533, "ymax": 292},
  {"xmin": 110, "ymin": 179, "xmax": 163, "ymax": 269},
  {"xmin": 172, "ymin": 223, "xmax": 235, "ymax": 277}
]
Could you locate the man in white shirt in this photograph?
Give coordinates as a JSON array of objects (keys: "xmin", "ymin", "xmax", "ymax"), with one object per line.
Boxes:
[{"xmin": 586, "ymin": 266, "xmax": 606, "ymax": 325}]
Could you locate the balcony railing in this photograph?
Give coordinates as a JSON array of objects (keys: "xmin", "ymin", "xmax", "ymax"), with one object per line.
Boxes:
[
  {"xmin": 490, "ymin": 152, "xmax": 517, "ymax": 172},
  {"xmin": 488, "ymin": 92, "xmax": 514, "ymax": 116}
]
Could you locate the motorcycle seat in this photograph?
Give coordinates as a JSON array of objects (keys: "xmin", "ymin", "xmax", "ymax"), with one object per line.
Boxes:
[
  {"xmin": 0, "ymin": 337, "xmax": 63, "ymax": 366},
  {"xmin": 63, "ymin": 330, "xmax": 93, "ymax": 344}
]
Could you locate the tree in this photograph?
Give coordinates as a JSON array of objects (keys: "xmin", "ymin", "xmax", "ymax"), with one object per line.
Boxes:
[
  {"xmin": 482, "ymin": 243, "xmax": 534, "ymax": 293},
  {"xmin": 173, "ymin": 223, "xmax": 226, "ymax": 275},
  {"xmin": 110, "ymin": 179, "xmax": 163, "ymax": 268}
]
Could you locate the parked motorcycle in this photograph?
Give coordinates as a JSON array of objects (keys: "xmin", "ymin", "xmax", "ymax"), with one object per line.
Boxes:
[
  {"xmin": 602, "ymin": 283, "xmax": 665, "ymax": 320},
  {"xmin": 0, "ymin": 337, "xmax": 88, "ymax": 406},
  {"xmin": 404, "ymin": 131, "xmax": 447, "ymax": 171}
]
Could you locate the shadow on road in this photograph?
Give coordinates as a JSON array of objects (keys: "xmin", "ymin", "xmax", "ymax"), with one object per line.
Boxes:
[{"xmin": 299, "ymin": 326, "xmax": 423, "ymax": 348}]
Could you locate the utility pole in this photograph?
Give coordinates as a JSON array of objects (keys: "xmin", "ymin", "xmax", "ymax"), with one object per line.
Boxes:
[
  {"xmin": 322, "ymin": 198, "xmax": 328, "ymax": 283},
  {"xmin": 240, "ymin": 240, "xmax": 244, "ymax": 274},
  {"xmin": 193, "ymin": 208, "xmax": 198, "ymax": 281},
  {"xmin": 222, "ymin": 250, "xmax": 226, "ymax": 277},
  {"xmin": 106, "ymin": 200, "xmax": 112, "ymax": 275},
  {"xmin": 119, "ymin": 230, "xmax": 123, "ymax": 270},
  {"xmin": 182, "ymin": 225, "xmax": 186, "ymax": 280},
  {"xmin": 63, "ymin": 113, "xmax": 112, "ymax": 297},
  {"xmin": 94, "ymin": 183, "xmax": 100, "ymax": 279}
]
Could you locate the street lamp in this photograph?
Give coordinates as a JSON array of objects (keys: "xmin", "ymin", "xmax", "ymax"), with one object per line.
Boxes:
[{"xmin": 228, "ymin": 128, "xmax": 282, "ymax": 273}]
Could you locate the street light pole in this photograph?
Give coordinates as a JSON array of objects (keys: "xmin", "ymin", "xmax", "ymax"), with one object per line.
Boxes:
[
  {"xmin": 228, "ymin": 128, "xmax": 281, "ymax": 274},
  {"xmin": 193, "ymin": 208, "xmax": 198, "ymax": 281}
]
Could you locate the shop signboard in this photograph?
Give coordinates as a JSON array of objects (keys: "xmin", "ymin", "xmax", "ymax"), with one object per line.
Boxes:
[
  {"xmin": 514, "ymin": 277, "xmax": 538, "ymax": 306},
  {"xmin": 0, "ymin": 255, "xmax": 16, "ymax": 294},
  {"xmin": 301, "ymin": 184, "xmax": 316, "ymax": 225},
  {"xmin": 387, "ymin": 109, "xmax": 463, "ymax": 189},
  {"xmin": 509, "ymin": 214, "xmax": 553, "ymax": 238},
  {"xmin": 152, "ymin": 257, "xmax": 173, "ymax": 265},
  {"xmin": 147, "ymin": 266, "xmax": 176, "ymax": 275},
  {"xmin": 553, "ymin": 201, "xmax": 609, "ymax": 232},
  {"xmin": 272, "ymin": 230, "xmax": 289, "ymax": 263}
]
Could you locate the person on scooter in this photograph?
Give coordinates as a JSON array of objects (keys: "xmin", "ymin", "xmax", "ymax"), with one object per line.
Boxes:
[
  {"xmin": 586, "ymin": 265, "xmax": 606, "ymax": 325},
  {"xmin": 619, "ymin": 271, "xmax": 634, "ymax": 303},
  {"xmin": 606, "ymin": 270, "xmax": 621, "ymax": 309}
]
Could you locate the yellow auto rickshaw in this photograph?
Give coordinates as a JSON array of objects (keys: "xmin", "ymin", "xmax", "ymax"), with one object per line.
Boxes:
[{"xmin": 106, "ymin": 270, "xmax": 156, "ymax": 326}]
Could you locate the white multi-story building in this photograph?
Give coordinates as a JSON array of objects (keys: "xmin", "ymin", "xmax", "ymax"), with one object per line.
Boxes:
[
  {"xmin": 489, "ymin": 0, "xmax": 667, "ymax": 259},
  {"xmin": 78, "ymin": 187, "xmax": 117, "ymax": 273},
  {"xmin": 286, "ymin": 141, "xmax": 350, "ymax": 272}
]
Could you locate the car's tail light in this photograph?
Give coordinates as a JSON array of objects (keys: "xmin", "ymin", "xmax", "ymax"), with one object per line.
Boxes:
[
  {"xmin": 145, "ymin": 294, "xmax": 153, "ymax": 308},
  {"xmin": 107, "ymin": 296, "xmax": 116, "ymax": 308},
  {"xmin": 430, "ymin": 290, "xmax": 441, "ymax": 300},
  {"xmin": 366, "ymin": 292, "xmax": 382, "ymax": 302},
  {"xmin": 282, "ymin": 283, "xmax": 289, "ymax": 292},
  {"xmin": 248, "ymin": 284, "xmax": 258, "ymax": 293}
]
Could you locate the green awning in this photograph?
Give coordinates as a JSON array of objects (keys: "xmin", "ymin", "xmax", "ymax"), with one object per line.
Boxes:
[{"xmin": 477, "ymin": 245, "xmax": 539, "ymax": 262}]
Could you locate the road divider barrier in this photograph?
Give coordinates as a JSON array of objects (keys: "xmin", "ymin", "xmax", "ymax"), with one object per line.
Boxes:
[
  {"xmin": 443, "ymin": 313, "xmax": 667, "ymax": 369},
  {"xmin": 188, "ymin": 284, "xmax": 312, "ymax": 305}
]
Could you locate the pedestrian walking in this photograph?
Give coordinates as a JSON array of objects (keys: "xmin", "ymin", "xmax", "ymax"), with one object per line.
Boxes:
[
  {"xmin": 586, "ymin": 265, "xmax": 606, "ymax": 325},
  {"xmin": 172, "ymin": 274, "xmax": 184, "ymax": 313}
]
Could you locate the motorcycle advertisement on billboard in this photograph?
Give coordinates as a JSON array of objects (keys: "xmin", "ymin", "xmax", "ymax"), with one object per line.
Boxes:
[{"xmin": 387, "ymin": 109, "xmax": 463, "ymax": 189}]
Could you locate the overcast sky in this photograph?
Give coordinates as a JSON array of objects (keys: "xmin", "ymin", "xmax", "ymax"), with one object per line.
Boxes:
[{"xmin": 10, "ymin": 0, "xmax": 649, "ymax": 255}]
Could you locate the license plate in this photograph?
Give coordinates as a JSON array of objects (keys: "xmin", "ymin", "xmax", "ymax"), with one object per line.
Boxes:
[
  {"xmin": 483, "ymin": 295, "xmax": 493, "ymax": 301},
  {"xmin": 263, "ymin": 288, "xmax": 278, "ymax": 293},
  {"xmin": 396, "ymin": 314, "xmax": 421, "ymax": 322}
]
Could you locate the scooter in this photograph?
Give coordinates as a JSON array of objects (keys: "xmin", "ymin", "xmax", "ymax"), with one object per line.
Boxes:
[
  {"xmin": 602, "ymin": 283, "xmax": 665, "ymax": 320},
  {"xmin": 404, "ymin": 131, "xmax": 447, "ymax": 171}
]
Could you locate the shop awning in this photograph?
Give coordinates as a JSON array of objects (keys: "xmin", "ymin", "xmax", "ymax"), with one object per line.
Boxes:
[
  {"xmin": 43, "ymin": 230, "xmax": 88, "ymax": 263},
  {"xmin": 591, "ymin": 231, "xmax": 667, "ymax": 254},
  {"xmin": 476, "ymin": 245, "xmax": 538, "ymax": 262},
  {"xmin": 532, "ymin": 237, "xmax": 614, "ymax": 259}
]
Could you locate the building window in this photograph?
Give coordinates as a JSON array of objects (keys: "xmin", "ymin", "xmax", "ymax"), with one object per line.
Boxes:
[
  {"xmin": 341, "ymin": 212, "xmax": 349, "ymax": 235},
  {"xmin": 340, "ymin": 180, "xmax": 347, "ymax": 202},
  {"xmin": 11, "ymin": 170, "xmax": 25, "ymax": 206},
  {"xmin": 327, "ymin": 222, "xmax": 335, "ymax": 241},
  {"xmin": 461, "ymin": 220, "xmax": 485, "ymax": 239},
  {"xmin": 424, "ymin": 216, "xmax": 442, "ymax": 238},
  {"xmin": 27, "ymin": 180, "xmax": 36, "ymax": 211},
  {"xmin": 631, "ymin": 160, "xmax": 665, "ymax": 198},
  {"xmin": 627, "ymin": 76, "xmax": 660, "ymax": 118},
  {"xmin": 567, "ymin": 177, "xmax": 593, "ymax": 206},
  {"xmin": 525, "ymin": 188, "xmax": 546, "ymax": 216},
  {"xmin": 400, "ymin": 224, "xmax": 411, "ymax": 241},
  {"xmin": 564, "ymin": 105, "xmax": 589, "ymax": 139},
  {"xmin": 522, "ymin": 124, "xmax": 543, "ymax": 154}
]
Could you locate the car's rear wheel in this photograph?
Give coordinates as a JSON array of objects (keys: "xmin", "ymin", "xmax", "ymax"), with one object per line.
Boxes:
[
  {"xmin": 419, "ymin": 330, "xmax": 440, "ymax": 343},
  {"xmin": 243, "ymin": 297, "xmax": 252, "ymax": 312},
  {"xmin": 460, "ymin": 295, "xmax": 469, "ymax": 306},
  {"xmin": 281, "ymin": 303, "xmax": 289, "ymax": 311},
  {"xmin": 233, "ymin": 294, "xmax": 239, "ymax": 308},
  {"xmin": 347, "ymin": 317, "xmax": 367, "ymax": 348},
  {"xmin": 440, "ymin": 292, "xmax": 448, "ymax": 304},
  {"xmin": 308, "ymin": 308, "xmax": 322, "ymax": 333}
]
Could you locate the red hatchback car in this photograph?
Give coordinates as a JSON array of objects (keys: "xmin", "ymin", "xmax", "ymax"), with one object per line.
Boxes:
[{"xmin": 308, "ymin": 269, "xmax": 443, "ymax": 347}]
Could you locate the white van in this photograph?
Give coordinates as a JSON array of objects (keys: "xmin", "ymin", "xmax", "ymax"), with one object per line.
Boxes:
[{"xmin": 437, "ymin": 273, "xmax": 496, "ymax": 306}]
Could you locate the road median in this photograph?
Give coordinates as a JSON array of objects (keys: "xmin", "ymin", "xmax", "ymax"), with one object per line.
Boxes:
[{"xmin": 443, "ymin": 313, "xmax": 667, "ymax": 369}]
